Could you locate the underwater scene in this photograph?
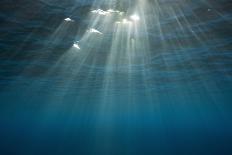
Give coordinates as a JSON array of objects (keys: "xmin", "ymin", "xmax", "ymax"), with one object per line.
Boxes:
[{"xmin": 0, "ymin": 0, "xmax": 232, "ymax": 154}]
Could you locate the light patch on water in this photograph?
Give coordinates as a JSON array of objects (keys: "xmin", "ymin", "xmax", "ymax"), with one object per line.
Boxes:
[
  {"xmin": 122, "ymin": 18, "xmax": 132, "ymax": 24},
  {"xmin": 87, "ymin": 28, "xmax": 103, "ymax": 35},
  {"xmin": 115, "ymin": 14, "xmax": 140, "ymax": 25},
  {"xmin": 115, "ymin": 21, "xmax": 121, "ymax": 24},
  {"xmin": 91, "ymin": 9, "xmax": 123, "ymax": 16},
  {"xmin": 64, "ymin": 18, "xmax": 74, "ymax": 22},
  {"xmin": 91, "ymin": 9, "xmax": 110, "ymax": 15},
  {"xmin": 130, "ymin": 14, "xmax": 140, "ymax": 22},
  {"xmin": 73, "ymin": 42, "xmax": 80, "ymax": 49},
  {"xmin": 107, "ymin": 9, "xmax": 119, "ymax": 13}
]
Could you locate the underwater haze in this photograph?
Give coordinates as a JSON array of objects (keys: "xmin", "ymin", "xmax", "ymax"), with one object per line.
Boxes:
[{"xmin": 0, "ymin": 0, "xmax": 232, "ymax": 154}]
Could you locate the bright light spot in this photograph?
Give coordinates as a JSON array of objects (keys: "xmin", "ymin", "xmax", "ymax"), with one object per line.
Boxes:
[
  {"xmin": 73, "ymin": 42, "xmax": 80, "ymax": 50},
  {"xmin": 91, "ymin": 9, "xmax": 110, "ymax": 16},
  {"xmin": 107, "ymin": 9, "xmax": 114, "ymax": 13},
  {"xmin": 115, "ymin": 21, "xmax": 121, "ymax": 24},
  {"xmin": 87, "ymin": 28, "xmax": 103, "ymax": 35},
  {"xmin": 116, "ymin": 16, "xmax": 139, "ymax": 25},
  {"xmin": 64, "ymin": 18, "xmax": 74, "ymax": 22},
  {"xmin": 91, "ymin": 9, "xmax": 123, "ymax": 16},
  {"xmin": 122, "ymin": 18, "xmax": 132, "ymax": 24},
  {"xmin": 119, "ymin": 12, "xmax": 124, "ymax": 16},
  {"xmin": 130, "ymin": 14, "xmax": 140, "ymax": 21},
  {"xmin": 107, "ymin": 9, "xmax": 120, "ymax": 13}
]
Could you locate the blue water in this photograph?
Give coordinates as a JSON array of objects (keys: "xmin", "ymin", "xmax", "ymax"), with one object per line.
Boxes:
[{"xmin": 0, "ymin": 0, "xmax": 232, "ymax": 154}]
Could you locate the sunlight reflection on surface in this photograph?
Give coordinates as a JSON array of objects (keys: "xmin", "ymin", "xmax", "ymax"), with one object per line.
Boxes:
[
  {"xmin": 87, "ymin": 28, "xmax": 103, "ymax": 35},
  {"xmin": 73, "ymin": 42, "xmax": 80, "ymax": 49}
]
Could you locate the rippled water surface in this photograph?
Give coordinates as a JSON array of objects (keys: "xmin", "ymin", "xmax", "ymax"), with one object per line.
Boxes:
[{"xmin": 0, "ymin": 0, "xmax": 232, "ymax": 154}]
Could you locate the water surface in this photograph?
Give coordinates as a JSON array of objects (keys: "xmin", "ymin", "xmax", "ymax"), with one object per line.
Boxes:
[{"xmin": 0, "ymin": 0, "xmax": 232, "ymax": 154}]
